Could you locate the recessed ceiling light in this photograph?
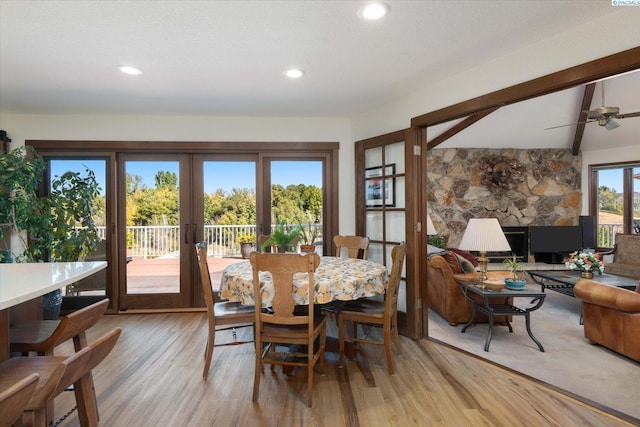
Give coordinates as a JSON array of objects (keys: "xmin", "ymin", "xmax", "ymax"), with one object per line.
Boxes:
[
  {"xmin": 119, "ymin": 65, "xmax": 142, "ymax": 75},
  {"xmin": 358, "ymin": 2, "xmax": 390, "ymax": 20},
  {"xmin": 285, "ymin": 68, "xmax": 305, "ymax": 79}
]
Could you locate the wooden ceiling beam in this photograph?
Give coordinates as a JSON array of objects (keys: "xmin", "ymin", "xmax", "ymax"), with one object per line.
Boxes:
[
  {"xmin": 411, "ymin": 46, "xmax": 640, "ymax": 128},
  {"xmin": 571, "ymin": 83, "xmax": 596, "ymax": 155},
  {"xmin": 426, "ymin": 106, "xmax": 499, "ymax": 150}
]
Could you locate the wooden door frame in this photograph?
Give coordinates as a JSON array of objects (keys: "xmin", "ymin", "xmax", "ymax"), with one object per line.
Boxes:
[
  {"xmin": 355, "ymin": 128, "xmax": 420, "ymax": 339},
  {"xmin": 413, "ymin": 46, "xmax": 640, "ymax": 338}
]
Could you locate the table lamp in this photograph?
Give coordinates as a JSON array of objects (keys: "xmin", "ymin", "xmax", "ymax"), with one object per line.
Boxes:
[
  {"xmin": 458, "ymin": 218, "xmax": 511, "ymax": 285},
  {"xmin": 426, "ymin": 214, "xmax": 437, "ymax": 235}
]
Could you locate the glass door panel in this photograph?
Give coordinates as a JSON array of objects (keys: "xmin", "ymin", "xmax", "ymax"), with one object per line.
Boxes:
[
  {"xmin": 49, "ymin": 159, "xmax": 109, "ymax": 298},
  {"xmin": 199, "ymin": 159, "xmax": 257, "ymax": 292},
  {"xmin": 267, "ymin": 160, "xmax": 324, "ymax": 253},
  {"xmin": 120, "ymin": 156, "xmax": 189, "ymax": 310}
]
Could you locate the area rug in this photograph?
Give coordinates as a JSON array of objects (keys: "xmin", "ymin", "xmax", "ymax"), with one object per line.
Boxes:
[{"xmin": 428, "ymin": 289, "xmax": 639, "ymax": 420}]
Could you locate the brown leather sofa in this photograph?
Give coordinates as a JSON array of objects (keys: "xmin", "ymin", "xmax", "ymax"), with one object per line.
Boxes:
[
  {"xmin": 427, "ymin": 252, "xmax": 511, "ymax": 326},
  {"xmin": 574, "ymin": 278, "xmax": 640, "ymax": 362}
]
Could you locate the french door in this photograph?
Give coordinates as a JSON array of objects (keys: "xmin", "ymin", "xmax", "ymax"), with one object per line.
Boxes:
[
  {"xmin": 32, "ymin": 141, "xmax": 339, "ymax": 312},
  {"xmin": 354, "ymin": 129, "xmax": 420, "ymax": 339}
]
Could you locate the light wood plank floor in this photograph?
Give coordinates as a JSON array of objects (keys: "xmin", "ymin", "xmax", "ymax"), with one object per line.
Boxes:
[{"xmin": 49, "ymin": 312, "xmax": 634, "ymax": 426}]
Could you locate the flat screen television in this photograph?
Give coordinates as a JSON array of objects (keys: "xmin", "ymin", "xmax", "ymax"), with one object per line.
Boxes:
[{"xmin": 529, "ymin": 225, "xmax": 583, "ymax": 254}]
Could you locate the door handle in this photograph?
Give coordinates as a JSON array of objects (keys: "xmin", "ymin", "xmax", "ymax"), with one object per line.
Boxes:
[
  {"xmin": 192, "ymin": 224, "xmax": 197, "ymax": 245},
  {"xmin": 184, "ymin": 223, "xmax": 190, "ymax": 244}
]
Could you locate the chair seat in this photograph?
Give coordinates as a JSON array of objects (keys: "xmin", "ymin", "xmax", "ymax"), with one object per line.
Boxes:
[
  {"xmin": 341, "ymin": 299, "xmax": 385, "ymax": 316},
  {"xmin": 10, "ymin": 320, "xmax": 61, "ymax": 352},
  {"xmin": 213, "ymin": 301, "xmax": 255, "ymax": 318},
  {"xmin": 261, "ymin": 316, "xmax": 326, "ymax": 343}
]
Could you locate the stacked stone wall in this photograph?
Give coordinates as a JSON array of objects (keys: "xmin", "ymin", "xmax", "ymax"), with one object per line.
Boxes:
[{"xmin": 427, "ymin": 148, "xmax": 581, "ymax": 249}]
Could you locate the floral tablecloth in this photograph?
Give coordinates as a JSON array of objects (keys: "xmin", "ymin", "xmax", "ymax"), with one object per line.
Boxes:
[{"xmin": 219, "ymin": 256, "xmax": 389, "ymax": 306}]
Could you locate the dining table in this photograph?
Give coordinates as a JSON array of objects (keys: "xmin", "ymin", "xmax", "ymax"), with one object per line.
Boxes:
[
  {"xmin": 219, "ymin": 255, "xmax": 389, "ymax": 307},
  {"xmin": 219, "ymin": 255, "xmax": 389, "ymax": 358},
  {"xmin": 0, "ymin": 261, "xmax": 107, "ymax": 361}
]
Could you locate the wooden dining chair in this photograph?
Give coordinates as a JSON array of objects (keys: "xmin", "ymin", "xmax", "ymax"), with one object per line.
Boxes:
[
  {"xmin": 249, "ymin": 252, "xmax": 326, "ymax": 407},
  {"xmin": 333, "ymin": 235, "xmax": 370, "ymax": 260},
  {"xmin": 10, "ymin": 298, "xmax": 110, "ymax": 356},
  {"xmin": 0, "ymin": 328, "xmax": 121, "ymax": 427},
  {"xmin": 0, "ymin": 373, "xmax": 39, "ymax": 427},
  {"xmin": 195, "ymin": 242, "xmax": 254, "ymax": 381},
  {"xmin": 338, "ymin": 242, "xmax": 406, "ymax": 374}
]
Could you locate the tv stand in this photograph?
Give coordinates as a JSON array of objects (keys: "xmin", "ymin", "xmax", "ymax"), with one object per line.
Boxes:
[{"xmin": 534, "ymin": 252, "xmax": 568, "ymax": 265}]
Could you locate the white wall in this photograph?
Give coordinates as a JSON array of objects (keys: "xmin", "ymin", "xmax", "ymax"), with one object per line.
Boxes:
[{"xmin": 0, "ymin": 113, "xmax": 356, "ymax": 232}]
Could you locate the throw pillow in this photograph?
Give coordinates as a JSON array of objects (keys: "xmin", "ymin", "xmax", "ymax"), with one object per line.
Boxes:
[
  {"xmin": 441, "ymin": 251, "xmax": 464, "ymax": 274},
  {"xmin": 447, "ymin": 247, "xmax": 479, "ymax": 267}
]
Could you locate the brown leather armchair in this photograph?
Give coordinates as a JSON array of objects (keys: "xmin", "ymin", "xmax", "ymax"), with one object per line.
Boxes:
[
  {"xmin": 427, "ymin": 252, "xmax": 511, "ymax": 326},
  {"xmin": 574, "ymin": 278, "xmax": 640, "ymax": 362}
]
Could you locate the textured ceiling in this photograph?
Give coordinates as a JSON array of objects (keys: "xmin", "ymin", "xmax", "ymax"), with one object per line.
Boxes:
[{"xmin": 0, "ymin": 1, "xmax": 638, "ymax": 150}]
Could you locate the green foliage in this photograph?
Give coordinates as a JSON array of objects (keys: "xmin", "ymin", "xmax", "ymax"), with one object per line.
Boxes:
[
  {"xmin": 427, "ymin": 234, "xmax": 447, "ymax": 249},
  {"xmin": 598, "ymin": 185, "xmax": 621, "ymax": 214},
  {"xmin": 49, "ymin": 169, "xmax": 101, "ymax": 261},
  {"xmin": 0, "ymin": 147, "xmax": 101, "ymax": 262},
  {"xmin": 154, "ymin": 170, "xmax": 177, "ymax": 190},
  {"xmin": 0, "ymin": 146, "xmax": 53, "ymax": 262},
  {"xmin": 502, "ymin": 255, "xmax": 521, "ymax": 278},
  {"xmin": 261, "ymin": 221, "xmax": 300, "ymax": 252}
]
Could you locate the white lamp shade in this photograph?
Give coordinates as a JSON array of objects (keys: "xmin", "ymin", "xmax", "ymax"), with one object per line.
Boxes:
[
  {"xmin": 458, "ymin": 218, "xmax": 511, "ymax": 252},
  {"xmin": 426, "ymin": 214, "xmax": 437, "ymax": 235}
]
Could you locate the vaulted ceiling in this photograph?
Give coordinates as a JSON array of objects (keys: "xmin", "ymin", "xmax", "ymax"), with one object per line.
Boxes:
[{"xmin": 1, "ymin": 1, "xmax": 638, "ymax": 151}]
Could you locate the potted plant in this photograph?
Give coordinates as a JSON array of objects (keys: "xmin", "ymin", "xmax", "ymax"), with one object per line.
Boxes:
[
  {"xmin": 502, "ymin": 254, "xmax": 526, "ymax": 290},
  {"xmin": 0, "ymin": 146, "xmax": 101, "ymax": 318},
  {"xmin": 298, "ymin": 214, "xmax": 320, "ymax": 254},
  {"xmin": 236, "ymin": 233, "xmax": 256, "ymax": 259},
  {"xmin": 261, "ymin": 220, "xmax": 300, "ymax": 253}
]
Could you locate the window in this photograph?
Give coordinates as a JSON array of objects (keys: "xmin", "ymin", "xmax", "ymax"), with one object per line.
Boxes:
[{"xmin": 590, "ymin": 163, "xmax": 640, "ymax": 247}]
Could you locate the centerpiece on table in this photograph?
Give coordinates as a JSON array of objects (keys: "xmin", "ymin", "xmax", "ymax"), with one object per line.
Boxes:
[{"xmin": 565, "ymin": 250, "xmax": 605, "ymax": 279}]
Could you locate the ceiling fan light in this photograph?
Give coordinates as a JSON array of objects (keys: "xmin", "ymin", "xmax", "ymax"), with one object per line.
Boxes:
[{"xmin": 605, "ymin": 119, "xmax": 621, "ymax": 131}]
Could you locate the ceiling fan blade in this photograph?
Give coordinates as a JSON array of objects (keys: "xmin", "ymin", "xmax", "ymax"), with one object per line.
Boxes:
[
  {"xmin": 605, "ymin": 119, "xmax": 620, "ymax": 131},
  {"xmin": 544, "ymin": 120, "xmax": 592, "ymax": 131},
  {"xmin": 617, "ymin": 111, "xmax": 640, "ymax": 119}
]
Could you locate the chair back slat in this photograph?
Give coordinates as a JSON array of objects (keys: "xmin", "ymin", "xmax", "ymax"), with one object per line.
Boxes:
[
  {"xmin": 41, "ymin": 298, "xmax": 109, "ymax": 352},
  {"xmin": 334, "ymin": 235, "xmax": 370, "ymax": 259},
  {"xmin": 195, "ymin": 241, "xmax": 216, "ymax": 310},
  {"xmin": 250, "ymin": 253, "xmax": 320, "ymax": 324},
  {"xmin": 385, "ymin": 243, "xmax": 407, "ymax": 318}
]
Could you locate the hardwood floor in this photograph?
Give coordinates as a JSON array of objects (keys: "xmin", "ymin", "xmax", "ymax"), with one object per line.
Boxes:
[{"xmin": 49, "ymin": 312, "xmax": 634, "ymax": 426}]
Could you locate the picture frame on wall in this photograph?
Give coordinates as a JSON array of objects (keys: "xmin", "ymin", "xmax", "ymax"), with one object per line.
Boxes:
[{"xmin": 365, "ymin": 164, "xmax": 395, "ymax": 207}]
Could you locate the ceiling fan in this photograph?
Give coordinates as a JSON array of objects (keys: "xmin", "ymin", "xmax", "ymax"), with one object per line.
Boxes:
[{"xmin": 545, "ymin": 80, "xmax": 640, "ymax": 131}]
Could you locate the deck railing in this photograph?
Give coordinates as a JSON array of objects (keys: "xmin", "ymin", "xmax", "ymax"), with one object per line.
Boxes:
[
  {"xmin": 97, "ymin": 224, "xmax": 322, "ymax": 258},
  {"xmin": 95, "ymin": 222, "xmax": 626, "ymax": 259}
]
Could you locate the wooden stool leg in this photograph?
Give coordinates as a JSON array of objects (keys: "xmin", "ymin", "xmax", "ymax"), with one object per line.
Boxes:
[{"xmin": 75, "ymin": 374, "xmax": 100, "ymax": 427}]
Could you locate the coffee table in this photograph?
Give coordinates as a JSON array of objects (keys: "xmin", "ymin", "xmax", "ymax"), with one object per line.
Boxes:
[
  {"xmin": 528, "ymin": 270, "xmax": 638, "ymax": 296},
  {"xmin": 456, "ymin": 280, "xmax": 546, "ymax": 352}
]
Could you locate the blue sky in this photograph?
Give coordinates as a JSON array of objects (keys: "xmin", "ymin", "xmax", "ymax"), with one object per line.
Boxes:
[{"xmin": 50, "ymin": 159, "xmax": 323, "ymax": 195}]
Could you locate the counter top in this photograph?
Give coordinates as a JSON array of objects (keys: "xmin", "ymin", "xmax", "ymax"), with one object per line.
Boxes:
[{"xmin": 0, "ymin": 261, "xmax": 107, "ymax": 310}]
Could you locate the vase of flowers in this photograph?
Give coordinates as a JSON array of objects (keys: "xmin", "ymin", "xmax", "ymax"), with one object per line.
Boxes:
[
  {"xmin": 236, "ymin": 233, "xmax": 256, "ymax": 259},
  {"xmin": 565, "ymin": 250, "xmax": 605, "ymax": 277}
]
